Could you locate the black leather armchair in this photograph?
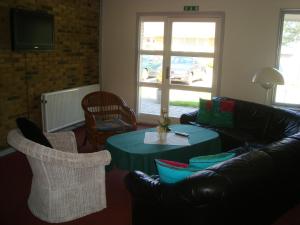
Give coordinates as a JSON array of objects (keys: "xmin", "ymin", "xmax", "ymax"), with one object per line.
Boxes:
[{"xmin": 125, "ymin": 97, "xmax": 300, "ymax": 225}]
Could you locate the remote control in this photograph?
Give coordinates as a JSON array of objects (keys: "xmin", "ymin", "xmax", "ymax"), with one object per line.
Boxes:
[{"xmin": 174, "ymin": 131, "xmax": 189, "ymax": 137}]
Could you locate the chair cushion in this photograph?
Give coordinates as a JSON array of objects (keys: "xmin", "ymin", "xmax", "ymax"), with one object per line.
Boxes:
[
  {"xmin": 189, "ymin": 152, "xmax": 236, "ymax": 169},
  {"xmin": 16, "ymin": 117, "xmax": 53, "ymax": 148},
  {"xmin": 95, "ymin": 118, "xmax": 132, "ymax": 132}
]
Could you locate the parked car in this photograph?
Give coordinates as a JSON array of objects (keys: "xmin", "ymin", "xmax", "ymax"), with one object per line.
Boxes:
[
  {"xmin": 170, "ymin": 56, "xmax": 207, "ymax": 85},
  {"xmin": 140, "ymin": 56, "xmax": 207, "ymax": 85},
  {"xmin": 140, "ymin": 56, "xmax": 162, "ymax": 81}
]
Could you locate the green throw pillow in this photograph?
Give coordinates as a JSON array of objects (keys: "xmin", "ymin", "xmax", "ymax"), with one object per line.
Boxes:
[
  {"xmin": 196, "ymin": 99, "xmax": 213, "ymax": 125},
  {"xmin": 210, "ymin": 99, "xmax": 235, "ymax": 128},
  {"xmin": 189, "ymin": 152, "xmax": 236, "ymax": 169}
]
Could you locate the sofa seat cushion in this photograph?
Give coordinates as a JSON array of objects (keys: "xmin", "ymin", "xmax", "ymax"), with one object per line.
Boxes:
[
  {"xmin": 216, "ymin": 128, "xmax": 269, "ymax": 151},
  {"xmin": 227, "ymin": 146, "xmax": 251, "ymax": 155}
]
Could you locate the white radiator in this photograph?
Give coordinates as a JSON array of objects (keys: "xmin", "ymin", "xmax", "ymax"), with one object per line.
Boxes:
[{"xmin": 41, "ymin": 84, "xmax": 100, "ymax": 132}]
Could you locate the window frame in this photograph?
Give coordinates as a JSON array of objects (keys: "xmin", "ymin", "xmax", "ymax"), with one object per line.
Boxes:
[{"xmin": 274, "ymin": 9, "xmax": 300, "ymax": 107}]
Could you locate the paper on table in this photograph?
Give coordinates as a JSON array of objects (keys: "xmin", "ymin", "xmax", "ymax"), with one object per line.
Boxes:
[{"xmin": 144, "ymin": 132, "xmax": 190, "ymax": 145}]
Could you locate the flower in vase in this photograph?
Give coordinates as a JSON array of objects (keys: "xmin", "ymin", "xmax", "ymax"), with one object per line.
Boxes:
[{"xmin": 158, "ymin": 108, "xmax": 170, "ymax": 132}]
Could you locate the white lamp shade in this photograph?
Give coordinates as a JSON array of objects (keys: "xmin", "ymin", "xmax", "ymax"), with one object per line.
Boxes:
[{"xmin": 252, "ymin": 67, "xmax": 284, "ymax": 89}]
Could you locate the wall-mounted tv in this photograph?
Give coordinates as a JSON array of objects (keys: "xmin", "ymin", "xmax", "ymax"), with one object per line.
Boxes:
[{"xmin": 11, "ymin": 8, "xmax": 54, "ymax": 51}]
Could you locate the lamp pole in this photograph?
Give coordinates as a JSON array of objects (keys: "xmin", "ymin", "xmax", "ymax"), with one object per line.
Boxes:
[
  {"xmin": 261, "ymin": 83, "xmax": 274, "ymax": 105},
  {"xmin": 264, "ymin": 88, "xmax": 270, "ymax": 105}
]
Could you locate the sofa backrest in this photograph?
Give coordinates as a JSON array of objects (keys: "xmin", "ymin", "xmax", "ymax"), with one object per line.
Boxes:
[
  {"xmin": 204, "ymin": 136, "xmax": 300, "ymax": 225},
  {"xmin": 215, "ymin": 97, "xmax": 300, "ymax": 141},
  {"xmin": 264, "ymin": 108, "xmax": 300, "ymax": 142},
  {"xmin": 235, "ymin": 99, "xmax": 271, "ymax": 140}
]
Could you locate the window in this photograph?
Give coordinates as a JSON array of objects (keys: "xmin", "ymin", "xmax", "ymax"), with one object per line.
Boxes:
[
  {"xmin": 275, "ymin": 10, "xmax": 300, "ymax": 105},
  {"xmin": 136, "ymin": 14, "xmax": 224, "ymax": 122}
]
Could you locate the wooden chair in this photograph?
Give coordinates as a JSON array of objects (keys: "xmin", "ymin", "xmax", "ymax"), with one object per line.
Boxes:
[{"xmin": 82, "ymin": 91, "xmax": 137, "ymax": 148}]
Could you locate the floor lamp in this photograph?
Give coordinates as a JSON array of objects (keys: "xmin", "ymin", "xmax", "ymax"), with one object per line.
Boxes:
[{"xmin": 252, "ymin": 67, "xmax": 284, "ymax": 105}]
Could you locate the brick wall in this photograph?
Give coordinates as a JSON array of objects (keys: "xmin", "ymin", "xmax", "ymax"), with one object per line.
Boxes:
[{"xmin": 0, "ymin": 0, "xmax": 100, "ymax": 150}]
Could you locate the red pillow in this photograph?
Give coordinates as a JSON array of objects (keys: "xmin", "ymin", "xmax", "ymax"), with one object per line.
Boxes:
[
  {"xmin": 158, "ymin": 159, "xmax": 188, "ymax": 168},
  {"xmin": 220, "ymin": 100, "xmax": 235, "ymax": 112}
]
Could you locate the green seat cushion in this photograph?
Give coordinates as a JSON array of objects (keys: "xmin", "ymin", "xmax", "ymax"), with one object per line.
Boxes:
[
  {"xmin": 189, "ymin": 152, "xmax": 236, "ymax": 169},
  {"xmin": 196, "ymin": 99, "xmax": 213, "ymax": 125}
]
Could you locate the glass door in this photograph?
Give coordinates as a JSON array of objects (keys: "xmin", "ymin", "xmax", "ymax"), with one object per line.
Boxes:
[
  {"xmin": 137, "ymin": 18, "xmax": 164, "ymax": 121},
  {"xmin": 137, "ymin": 15, "xmax": 223, "ymax": 122}
]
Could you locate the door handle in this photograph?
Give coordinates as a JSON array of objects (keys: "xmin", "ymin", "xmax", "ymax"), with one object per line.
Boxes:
[{"xmin": 166, "ymin": 66, "xmax": 170, "ymax": 80}]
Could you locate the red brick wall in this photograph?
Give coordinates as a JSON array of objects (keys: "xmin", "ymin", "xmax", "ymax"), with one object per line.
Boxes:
[{"xmin": 0, "ymin": 0, "xmax": 100, "ymax": 150}]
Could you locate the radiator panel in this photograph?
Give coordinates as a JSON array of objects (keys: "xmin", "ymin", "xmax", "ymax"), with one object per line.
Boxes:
[{"xmin": 41, "ymin": 84, "xmax": 100, "ymax": 132}]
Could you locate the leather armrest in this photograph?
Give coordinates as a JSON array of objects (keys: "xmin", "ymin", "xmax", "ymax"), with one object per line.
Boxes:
[
  {"xmin": 125, "ymin": 150, "xmax": 277, "ymax": 207},
  {"xmin": 180, "ymin": 110, "xmax": 198, "ymax": 124},
  {"xmin": 125, "ymin": 171, "xmax": 161, "ymax": 201},
  {"xmin": 125, "ymin": 170, "xmax": 230, "ymax": 206}
]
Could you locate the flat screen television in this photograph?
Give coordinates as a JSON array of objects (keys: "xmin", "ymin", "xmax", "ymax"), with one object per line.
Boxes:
[{"xmin": 11, "ymin": 8, "xmax": 54, "ymax": 51}]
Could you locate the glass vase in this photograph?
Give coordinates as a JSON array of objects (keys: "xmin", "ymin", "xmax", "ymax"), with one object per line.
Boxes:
[{"xmin": 157, "ymin": 126, "xmax": 167, "ymax": 143}]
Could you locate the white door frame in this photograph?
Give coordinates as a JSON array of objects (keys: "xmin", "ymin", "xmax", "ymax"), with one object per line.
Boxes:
[{"xmin": 135, "ymin": 12, "xmax": 225, "ymax": 124}]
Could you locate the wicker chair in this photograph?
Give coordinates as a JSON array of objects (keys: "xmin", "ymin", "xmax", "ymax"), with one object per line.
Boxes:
[
  {"xmin": 7, "ymin": 129, "xmax": 111, "ymax": 223},
  {"xmin": 81, "ymin": 91, "xmax": 137, "ymax": 148}
]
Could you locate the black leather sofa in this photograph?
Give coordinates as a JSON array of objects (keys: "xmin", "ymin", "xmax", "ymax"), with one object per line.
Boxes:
[
  {"xmin": 125, "ymin": 97, "xmax": 300, "ymax": 225},
  {"xmin": 180, "ymin": 97, "xmax": 300, "ymax": 151}
]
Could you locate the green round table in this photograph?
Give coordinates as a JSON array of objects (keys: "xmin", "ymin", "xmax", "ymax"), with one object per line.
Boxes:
[{"xmin": 106, "ymin": 124, "xmax": 221, "ymax": 175}]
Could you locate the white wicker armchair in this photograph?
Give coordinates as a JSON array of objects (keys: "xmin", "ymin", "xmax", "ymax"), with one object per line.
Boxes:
[{"xmin": 7, "ymin": 129, "xmax": 111, "ymax": 223}]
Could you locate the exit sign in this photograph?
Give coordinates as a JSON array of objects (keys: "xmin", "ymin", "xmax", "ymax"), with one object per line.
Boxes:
[{"xmin": 184, "ymin": 5, "xmax": 199, "ymax": 11}]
